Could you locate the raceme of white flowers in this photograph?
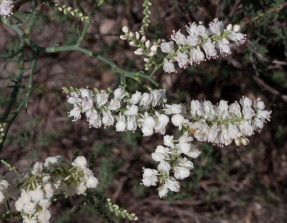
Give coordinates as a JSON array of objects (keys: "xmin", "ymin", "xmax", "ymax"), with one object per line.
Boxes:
[
  {"xmin": 0, "ymin": 0, "xmax": 13, "ymax": 17},
  {"xmin": 0, "ymin": 155, "xmax": 98, "ymax": 223},
  {"xmin": 120, "ymin": 19, "xmax": 246, "ymax": 73},
  {"xmin": 120, "ymin": 26, "xmax": 161, "ymax": 70},
  {"xmin": 64, "ymin": 86, "xmax": 174, "ymax": 136},
  {"xmin": 142, "ymin": 133, "xmax": 201, "ymax": 197},
  {"xmin": 64, "ymin": 86, "xmax": 271, "ymax": 197},
  {"xmin": 187, "ymin": 97, "xmax": 271, "ymax": 146}
]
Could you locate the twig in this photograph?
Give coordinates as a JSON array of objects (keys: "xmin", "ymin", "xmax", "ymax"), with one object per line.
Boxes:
[{"xmin": 253, "ymin": 76, "xmax": 287, "ymax": 103}]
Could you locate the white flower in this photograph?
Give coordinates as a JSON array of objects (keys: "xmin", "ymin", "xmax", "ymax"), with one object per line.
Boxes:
[
  {"xmin": 130, "ymin": 91, "xmax": 142, "ymax": 104},
  {"xmin": 171, "ymin": 114, "xmax": 188, "ymax": 130},
  {"xmin": 138, "ymin": 112, "xmax": 155, "ymax": 136},
  {"xmin": 68, "ymin": 92, "xmax": 81, "ymax": 105},
  {"xmin": 163, "ymin": 58, "xmax": 176, "ymax": 74},
  {"xmin": 86, "ymin": 176, "xmax": 98, "ymax": 188},
  {"xmin": 126, "ymin": 116, "xmax": 137, "ymax": 131},
  {"xmin": 186, "ymin": 147, "xmax": 201, "ymax": 158},
  {"xmin": 174, "ymin": 166, "xmax": 190, "ymax": 179},
  {"xmin": 209, "ymin": 18, "xmax": 224, "ymax": 36},
  {"xmin": 31, "ymin": 162, "xmax": 43, "ymax": 176},
  {"xmin": 171, "ymin": 30, "xmax": 187, "ymax": 45},
  {"xmin": 217, "ymin": 38, "xmax": 231, "ymax": 55},
  {"xmin": 44, "ymin": 156, "xmax": 62, "ymax": 171},
  {"xmin": 240, "ymin": 96, "xmax": 253, "ymax": 107},
  {"xmin": 178, "ymin": 142, "xmax": 191, "ymax": 154},
  {"xmin": 151, "ymin": 145, "xmax": 170, "ymax": 162},
  {"xmin": 28, "ymin": 186, "xmax": 44, "ymax": 203},
  {"xmin": 134, "ymin": 48, "xmax": 144, "ymax": 55},
  {"xmin": 217, "ymin": 100, "xmax": 230, "ymax": 119},
  {"xmin": 109, "ymin": 99, "xmax": 121, "ymax": 110},
  {"xmin": 203, "ymin": 39, "xmax": 217, "ymax": 59},
  {"xmin": 190, "ymin": 100, "xmax": 202, "ymax": 117},
  {"xmin": 227, "ymin": 31, "xmax": 246, "ymax": 44},
  {"xmin": 96, "ymin": 92, "xmax": 109, "ymax": 107},
  {"xmin": 80, "ymin": 89, "xmax": 90, "ymax": 98},
  {"xmin": 158, "ymin": 184, "xmax": 168, "ymax": 198},
  {"xmin": 140, "ymin": 93, "xmax": 152, "ymax": 109},
  {"xmin": 255, "ymin": 99, "xmax": 265, "ymax": 110},
  {"xmin": 165, "ymin": 178, "xmax": 180, "ymax": 192},
  {"xmin": 122, "ymin": 26, "xmax": 129, "ymax": 33},
  {"xmin": 186, "ymin": 22, "xmax": 199, "ymax": 36},
  {"xmin": 149, "ymin": 45, "xmax": 158, "ymax": 56},
  {"xmin": 160, "ymin": 41, "xmax": 174, "ymax": 53},
  {"xmin": 203, "ymin": 101, "xmax": 216, "ymax": 120},
  {"xmin": 81, "ymin": 98, "xmax": 93, "ymax": 113},
  {"xmin": 229, "ymin": 102, "xmax": 241, "ymax": 118},
  {"xmin": 15, "ymin": 197, "xmax": 25, "ymax": 211},
  {"xmin": 116, "ymin": 114, "xmax": 126, "ymax": 132},
  {"xmin": 87, "ymin": 109, "xmax": 102, "ymax": 128},
  {"xmin": 154, "ymin": 113, "xmax": 169, "ymax": 134},
  {"xmin": 187, "ymin": 35, "xmax": 199, "ymax": 46},
  {"xmin": 0, "ymin": 179, "xmax": 9, "ymax": 204},
  {"xmin": 141, "ymin": 126, "xmax": 154, "ymax": 136},
  {"xmin": 37, "ymin": 209, "xmax": 51, "ymax": 223},
  {"xmin": 69, "ymin": 106, "xmax": 81, "ymax": 121},
  {"xmin": 178, "ymin": 132, "xmax": 193, "ymax": 144},
  {"xmin": 175, "ymin": 52, "xmax": 189, "ymax": 68},
  {"xmin": 158, "ymin": 161, "xmax": 171, "ymax": 173},
  {"xmin": 163, "ymin": 135, "xmax": 174, "ymax": 148},
  {"xmin": 179, "ymin": 157, "xmax": 194, "ymax": 169},
  {"xmin": 0, "ymin": 0, "xmax": 14, "ymax": 18},
  {"xmin": 124, "ymin": 105, "xmax": 138, "ymax": 116},
  {"xmin": 164, "ymin": 104, "xmax": 182, "ymax": 115},
  {"xmin": 190, "ymin": 47, "xmax": 205, "ymax": 65},
  {"xmin": 142, "ymin": 168, "xmax": 158, "ymax": 187},
  {"xmin": 76, "ymin": 182, "xmax": 87, "ymax": 195},
  {"xmin": 102, "ymin": 110, "xmax": 115, "ymax": 126},
  {"xmin": 151, "ymin": 89, "xmax": 165, "ymax": 107},
  {"xmin": 72, "ymin": 156, "xmax": 87, "ymax": 168},
  {"xmin": 242, "ymin": 106, "xmax": 255, "ymax": 120},
  {"xmin": 23, "ymin": 200, "xmax": 36, "ymax": 215},
  {"xmin": 43, "ymin": 184, "xmax": 54, "ymax": 199},
  {"xmin": 197, "ymin": 23, "xmax": 208, "ymax": 38}
]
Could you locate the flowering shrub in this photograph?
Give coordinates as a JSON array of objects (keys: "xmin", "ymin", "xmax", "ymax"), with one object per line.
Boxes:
[{"xmin": 0, "ymin": 0, "xmax": 279, "ymax": 222}]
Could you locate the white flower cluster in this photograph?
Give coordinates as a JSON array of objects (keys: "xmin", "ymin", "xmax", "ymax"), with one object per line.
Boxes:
[
  {"xmin": 0, "ymin": 0, "xmax": 13, "ymax": 18},
  {"xmin": 66, "ymin": 87, "xmax": 271, "ymax": 147},
  {"xmin": 187, "ymin": 97, "xmax": 271, "ymax": 146},
  {"xmin": 65, "ymin": 87, "xmax": 271, "ymax": 197},
  {"xmin": 65, "ymin": 86, "xmax": 181, "ymax": 136},
  {"xmin": 0, "ymin": 178, "xmax": 9, "ymax": 204},
  {"xmin": 120, "ymin": 26, "xmax": 160, "ymax": 70},
  {"xmin": 0, "ymin": 155, "xmax": 98, "ymax": 223},
  {"xmin": 142, "ymin": 133, "xmax": 201, "ymax": 197},
  {"xmin": 160, "ymin": 19, "xmax": 246, "ymax": 73}
]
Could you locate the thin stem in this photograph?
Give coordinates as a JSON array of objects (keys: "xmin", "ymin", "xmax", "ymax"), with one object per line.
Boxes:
[
  {"xmin": 5, "ymin": 23, "xmax": 159, "ymax": 87},
  {"xmin": 76, "ymin": 3, "xmax": 101, "ymax": 46}
]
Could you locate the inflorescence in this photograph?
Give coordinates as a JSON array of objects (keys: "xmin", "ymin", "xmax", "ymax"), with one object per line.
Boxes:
[
  {"xmin": 0, "ymin": 156, "xmax": 98, "ymax": 223},
  {"xmin": 0, "ymin": 0, "xmax": 13, "ymax": 18},
  {"xmin": 64, "ymin": 86, "xmax": 271, "ymax": 197},
  {"xmin": 120, "ymin": 19, "xmax": 246, "ymax": 73}
]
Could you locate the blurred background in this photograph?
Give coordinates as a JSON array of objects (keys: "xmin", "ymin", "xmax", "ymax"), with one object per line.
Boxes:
[{"xmin": 0, "ymin": 0, "xmax": 287, "ymax": 222}]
